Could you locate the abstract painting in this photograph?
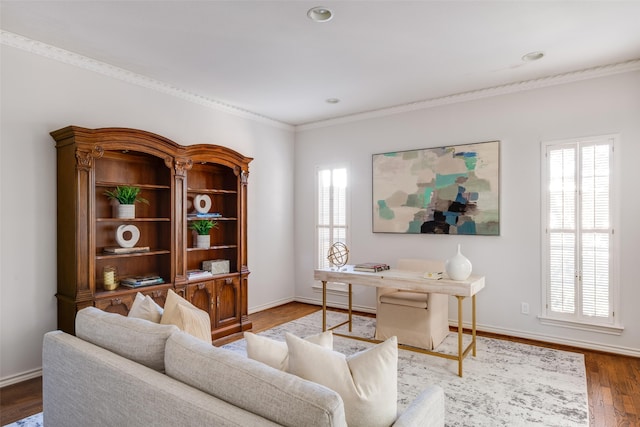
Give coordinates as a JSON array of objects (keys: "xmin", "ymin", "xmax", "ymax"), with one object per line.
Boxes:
[{"xmin": 373, "ymin": 141, "xmax": 500, "ymax": 235}]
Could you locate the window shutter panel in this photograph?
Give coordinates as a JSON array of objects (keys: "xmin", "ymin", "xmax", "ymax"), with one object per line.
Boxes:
[{"xmin": 580, "ymin": 143, "xmax": 611, "ymax": 318}]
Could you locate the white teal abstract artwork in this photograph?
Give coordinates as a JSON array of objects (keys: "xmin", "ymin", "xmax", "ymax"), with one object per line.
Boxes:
[{"xmin": 373, "ymin": 141, "xmax": 500, "ymax": 235}]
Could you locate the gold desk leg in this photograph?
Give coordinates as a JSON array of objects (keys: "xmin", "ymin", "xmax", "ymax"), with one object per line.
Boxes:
[
  {"xmin": 457, "ymin": 295, "xmax": 464, "ymax": 377},
  {"xmin": 322, "ymin": 281, "xmax": 327, "ymax": 332},
  {"xmin": 472, "ymin": 294, "xmax": 477, "ymax": 357},
  {"xmin": 348, "ymin": 283, "xmax": 353, "ymax": 332}
]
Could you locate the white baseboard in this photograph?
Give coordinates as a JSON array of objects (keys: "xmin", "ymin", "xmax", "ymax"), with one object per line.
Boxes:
[
  {"xmin": 0, "ymin": 367, "xmax": 42, "ymax": 388},
  {"xmin": 248, "ymin": 296, "xmax": 295, "ymax": 315},
  {"xmin": 295, "ymin": 297, "xmax": 640, "ymax": 357},
  {"xmin": 452, "ymin": 320, "xmax": 640, "ymax": 358}
]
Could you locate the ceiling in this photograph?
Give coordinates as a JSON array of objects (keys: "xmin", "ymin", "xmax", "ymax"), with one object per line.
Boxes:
[{"xmin": 2, "ymin": 1, "xmax": 640, "ymax": 126}]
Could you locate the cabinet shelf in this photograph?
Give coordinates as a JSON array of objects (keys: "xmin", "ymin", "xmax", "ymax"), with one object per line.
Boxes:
[
  {"xmin": 186, "ymin": 217, "xmax": 236, "ymax": 222},
  {"xmin": 187, "ymin": 272, "xmax": 237, "ymax": 284},
  {"xmin": 97, "ymin": 182, "xmax": 171, "ymax": 191},
  {"xmin": 187, "ymin": 244, "xmax": 238, "ymax": 252},
  {"xmin": 97, "ymin": 217, "xmax": 171, "ymax": 222},
  {"xmin": 96, "ymin": 249, "xmax": 170, "ymax": 260},
  {"xmin": 95, "ymin": 281, "xmax": 172, "ymax": 297},
  {"xmin": 187, "ymin": 188, "xmax": 237, "ymax": 194}
]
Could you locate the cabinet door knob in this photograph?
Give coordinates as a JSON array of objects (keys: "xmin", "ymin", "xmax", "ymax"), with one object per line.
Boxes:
[
  {"xmin": 111, "ymin": 298, "xmax": 122, "ymax": 306},
  {"xmin": 225, "ymin": 278, "xmax": 232, "ymax": 284},
  {"xmin": 198, "ymin": 283, "xmax": 206, "ymax": 290}
]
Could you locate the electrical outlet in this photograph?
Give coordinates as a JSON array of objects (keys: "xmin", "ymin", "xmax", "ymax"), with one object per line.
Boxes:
[{"xmin": 521, "ymin": 302, "xmax": 530, "ymax": 315}]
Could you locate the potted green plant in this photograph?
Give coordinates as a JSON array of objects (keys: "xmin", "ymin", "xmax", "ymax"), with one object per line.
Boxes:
[
  {"xmin": 104, "ymin": 185, "xmax": 149, "ymax": 219},
  {"xmin": 189, "ymin": 219, "xmax": 218, "ymax": 248}
]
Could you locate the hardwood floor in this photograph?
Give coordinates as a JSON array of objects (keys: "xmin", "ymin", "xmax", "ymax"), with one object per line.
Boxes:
[
  {"xmin": 1, "ymin": 302, "xmax": 638, "ymax": 426},
  {"xmin": 0, "ymin": 376, "xmax": 42, "ymax": 426}
]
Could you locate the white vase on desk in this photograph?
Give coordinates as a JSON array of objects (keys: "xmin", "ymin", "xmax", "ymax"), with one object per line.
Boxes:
[{"xmin": 445, "ymin": 244, "xmax": 472, "ymax": 281}]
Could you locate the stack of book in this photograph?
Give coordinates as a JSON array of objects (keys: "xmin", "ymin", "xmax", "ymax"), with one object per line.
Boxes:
[
  {"xmin": 103, "ymin": 246, "xmax": 150, "ymax": 255},
  {"xmin": 121, "ymin": 275, "xmax": 164, "ymax": 288},
  {"xmin": 187, "ymin": 212, "xmax": 222, "ymax": 219},
  {"xmin": 187, "ymin": 269, "xmax": 214, "ymax": 280},
  {"xmin": 353, "ymin": 262, "xmax": 390, "ymax": 272}
]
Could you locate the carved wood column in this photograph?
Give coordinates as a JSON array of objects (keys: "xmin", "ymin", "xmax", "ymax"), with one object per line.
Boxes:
[
  {"xmin": 240, "ymin": 169, "xmax": 251, "ymax": 327},
  {"xmin": 173, "ymin": 157, "xmax": 192, "ymax": 286}
]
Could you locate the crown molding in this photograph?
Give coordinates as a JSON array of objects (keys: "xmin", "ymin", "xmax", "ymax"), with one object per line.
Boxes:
[
  {"xmin": 1, "ymin": 30, "xmax": 294, "ymax": 131},
  {"xmin": 4, "ymin": 30, "xmax": 638, "ymax": 133},
  {"xmin": 297, "ymin": 58, "xmax": 640, "ymax": 131}
]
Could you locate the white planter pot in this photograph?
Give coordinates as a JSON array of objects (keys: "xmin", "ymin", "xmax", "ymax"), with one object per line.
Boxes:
[
  {"xmin": 195, "ymin": 234, "xmax": 210, "ymax": 249},
  {"xmin": 445, "ymin": 244, "xmax": 472, "ymax": 281},
  {"xmin": 116, "ymin": 204, "xmax": 135, "ymax": 219}
]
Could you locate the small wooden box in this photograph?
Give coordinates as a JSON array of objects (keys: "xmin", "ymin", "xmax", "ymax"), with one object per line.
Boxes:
[{"xmin": 203, "ymin": 259, "xmax": 230, "ymax": 275}]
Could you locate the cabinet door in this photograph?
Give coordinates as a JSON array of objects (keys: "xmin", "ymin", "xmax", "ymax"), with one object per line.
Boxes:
[
  {"xmin": 185, "ymin": 281, "xmax": 216, "ymax": 322},
  {"xmin": 94, "ymin": 294, "xmax": 136, "ymax": 316},
  {"xmin": 215, "ymin": 277, "xmax": 240, "ymax": 329}
]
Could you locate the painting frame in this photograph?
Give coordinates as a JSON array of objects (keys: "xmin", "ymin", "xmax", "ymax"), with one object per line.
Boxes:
[{"xmin": 372, "ymin": 140, "xmax": 500, "ymax": 235}]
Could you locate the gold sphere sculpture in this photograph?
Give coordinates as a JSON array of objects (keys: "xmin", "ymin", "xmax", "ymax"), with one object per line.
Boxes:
[{"xmin": 327, "ymin": 242, "xmax": 349, "ymax": 268}]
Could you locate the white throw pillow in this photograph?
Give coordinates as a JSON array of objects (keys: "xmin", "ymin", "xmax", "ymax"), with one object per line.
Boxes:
[
  {"xmin": 244, "ymin": 330, "xmax": 333, "ymax": 371},
  {"xmin": 160, "ymin": 289, "xmax": 212, "ymax": 344},
  {"xmin": 286, "ymin": 333, "xmax": 398, "ymax": 427},
  {"xmin": 128, "ymin": 292, "xmax": 163, "ymax": 323}
]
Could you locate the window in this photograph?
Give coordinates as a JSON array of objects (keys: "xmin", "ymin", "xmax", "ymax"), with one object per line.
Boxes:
[
  {"xmin": 316, "ymin": 166, "xmax": 349, "ymax": 270},
  {"xmin": 541, "ymin": 135, "xmax": 621, "ymax": 333}
]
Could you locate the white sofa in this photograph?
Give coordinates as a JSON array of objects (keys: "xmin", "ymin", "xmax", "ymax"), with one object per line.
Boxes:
[{"xmin": 42, "ymin": 307, "xmax": 445, "ymax": 427}]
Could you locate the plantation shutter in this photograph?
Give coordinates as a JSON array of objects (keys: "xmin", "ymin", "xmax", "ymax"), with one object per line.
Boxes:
[
  {"xmin": 580, "ymin": 143, "xmax": 611, "ymax": 318},
  {"xmin": 545, "ymin": 138, "xmax": 613, "ymax": 323},
  {"xmin": 317, "ymin": 167, "xmax": 348, "ymax": 269}
]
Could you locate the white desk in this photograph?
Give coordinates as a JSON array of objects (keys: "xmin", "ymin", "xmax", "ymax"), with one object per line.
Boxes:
[{"xmin": 313, "ymin": 266, "xmax": 485, "ymax": 376}]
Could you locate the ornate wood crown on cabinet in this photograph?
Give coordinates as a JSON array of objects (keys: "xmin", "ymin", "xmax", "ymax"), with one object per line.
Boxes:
[{"xmin": 52, "ymin": 126, "xmax": 252, "ymax": 341}]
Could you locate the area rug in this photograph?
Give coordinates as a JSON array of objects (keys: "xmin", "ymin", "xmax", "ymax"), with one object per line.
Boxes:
[{"xmin": 223, "ymin": 310, "xmax": 589, "ymax": 427}]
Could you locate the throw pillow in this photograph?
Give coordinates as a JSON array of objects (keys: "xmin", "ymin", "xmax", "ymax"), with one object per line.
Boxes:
[
  {"xmin": 160, "ymin": 289, "xmax": 212, "ymax": 343},
  {"xmin": 286, "ymin": 333, "xmax": 398, "ymax": 427},
  {"xmin": 75, "ymin": 306, "xmax": 179, "ymax": 372},
  {"xmin": 244, "ymin": 330, "xmax": 333, "ymax": 371},
  {"xmin": 128, "ymin": 292, "xmax": 163, "ymax": 323}
]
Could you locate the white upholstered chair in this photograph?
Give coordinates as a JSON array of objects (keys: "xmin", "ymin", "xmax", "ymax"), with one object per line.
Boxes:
[{"xmin": 374, "ymin": 259, "xmax": 449, "ymax": 350}]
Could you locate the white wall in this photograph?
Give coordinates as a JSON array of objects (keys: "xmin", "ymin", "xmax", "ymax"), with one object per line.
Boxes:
[
  {"xmin": 0, "ymin": 45, "xmax": 296, "ymax": 384},
  {"xmin": 294, "ymin": 71, "xmax": 640, "ymax": 356}
]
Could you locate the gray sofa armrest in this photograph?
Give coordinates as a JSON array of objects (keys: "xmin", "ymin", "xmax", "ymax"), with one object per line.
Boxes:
[{"xmin": 392, "ymin": 385, "xmax": 445, "ymax": 427}]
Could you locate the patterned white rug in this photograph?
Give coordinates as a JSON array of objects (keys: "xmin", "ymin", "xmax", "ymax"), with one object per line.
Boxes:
[
  {"xmin": 8, "ymin": 310, "xmax": 588, "ymax": 427},
  {"xmin": 223, "ymin": 310, "xmax": 589, "ymax": 427}
]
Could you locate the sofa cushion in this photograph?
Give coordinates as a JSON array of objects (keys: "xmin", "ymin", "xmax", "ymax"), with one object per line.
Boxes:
[
  {"xmin": 160, "ymin": 289, "xmax": 211, "ymax": 343},
  {"xmin": 165, "ymin": 331, "xmax": 347, "ymax": 427},
  {"xmin": 286, "ymin": 333, "xmax": 398, "ymax": 427},
  {"xmin": 244, "ymin": 330, "xmax": 333, "ymax": 371},
  {"xmin": 128, "ymin": 292, "xmax": 163, "ymax": 323},
  {"xmin": 75, "ymin": 306, "xmax": 179, "ymax": 372}
]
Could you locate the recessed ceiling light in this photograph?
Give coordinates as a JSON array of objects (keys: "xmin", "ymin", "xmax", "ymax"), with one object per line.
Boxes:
[
  {"xmin": 326, "ymin": 98, "xmax": 340, "ymax": 104},
  {"xmin": 522, "ymin": 51, "xmax": 545, "ymax": 62},
  {"xmin": 308, "ymin": 6, "xmax": 334, "ymax": 22}
]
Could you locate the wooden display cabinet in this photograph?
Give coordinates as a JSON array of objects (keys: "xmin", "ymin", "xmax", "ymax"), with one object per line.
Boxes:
[{"xmin": 52, "ymin": 126, "xmax": 252, "ymax": 340}]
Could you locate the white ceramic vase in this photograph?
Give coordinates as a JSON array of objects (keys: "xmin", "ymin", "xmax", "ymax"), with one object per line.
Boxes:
[
  {"xmin": 116, "ymin": 203, "xmax": 135, "ymax": 219},
  {"xmin": 195, "ymin": 234, "xmax": 210, "ymax": 249},
  {"xmin": 445, "ymin": 244, "xmax": 472, "ymax": 281}
]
